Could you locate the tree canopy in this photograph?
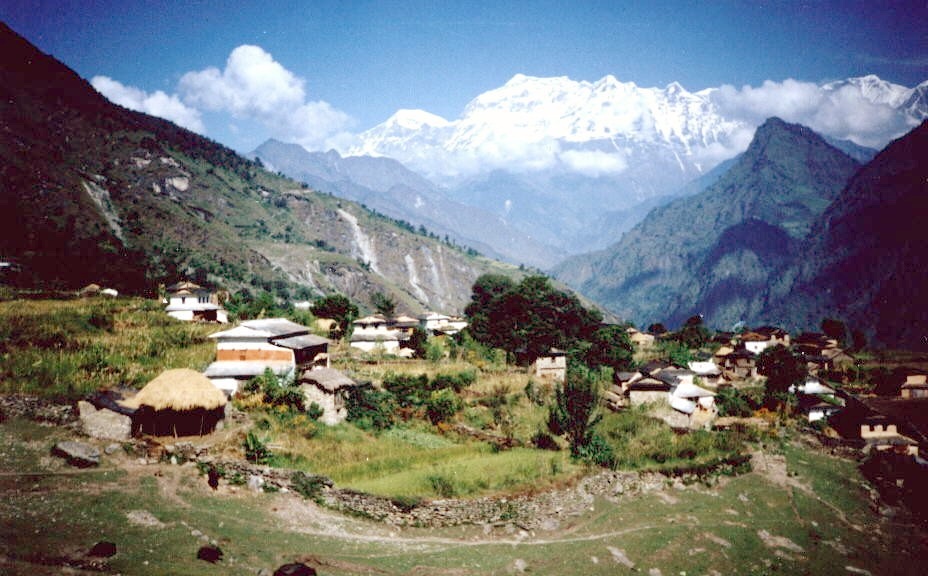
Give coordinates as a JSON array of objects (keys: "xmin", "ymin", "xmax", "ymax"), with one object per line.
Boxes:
[
  {"xmin": 464, "ymin": 274, "xmax": 632, "ymax": 370},
  {"xmin": 311, "ymin": 294, "xmax": 358, "ymax": 337},
  {"xmin": 757, "ymin": 344, "xmax": 807, "ymax": 408}
]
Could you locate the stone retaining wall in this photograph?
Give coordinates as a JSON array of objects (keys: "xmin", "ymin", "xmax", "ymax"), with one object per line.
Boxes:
[{"xmin": 198, "ymin": 454, "xmax": 685, "ymax": 528}]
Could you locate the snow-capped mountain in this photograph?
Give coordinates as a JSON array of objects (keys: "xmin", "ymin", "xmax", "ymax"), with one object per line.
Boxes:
[
  {"xmin": 348, "ymin": 74, "xmax": 926, "ymax": 263},
  {"xmin": 352, "ymin": 73, "xmax": 926, "ymax": 181},
  {"xmin": 352, "ymin": 74, "xmax": 747, "ymax": 180}
]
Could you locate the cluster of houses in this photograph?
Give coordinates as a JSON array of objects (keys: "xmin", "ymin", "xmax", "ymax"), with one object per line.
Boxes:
[
  {"xmin": 153, "ymin": 281, "xmax": 470, "ymax": 429},
  {"xmin": 611, "ymin": 325, "xmax": 861, "ymax": 428},
  {"xmin": 349, "ymin": 312, "xmax": 467, "ymax": 355}
]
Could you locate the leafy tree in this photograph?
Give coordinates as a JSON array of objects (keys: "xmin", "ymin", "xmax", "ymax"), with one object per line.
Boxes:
[
  {"xmin": 547, "ymin": 364, "xmax": 605, "ymax": 458},
  {"xmin": 345, "ymin": 386, "xmax": 396, "ymax": 430},
  {"xmin": 405, "ymin": 327, "xmax": 428, "ymax": 358},
  {"xmin": 582, "ymin": 324, "xmax": 634, "ymax": 372},
  {"xmin": 821, "ymin": 318, "xmax": 849, "ymax": 347},
  {"xmin": 464, "ymin": 274, "xmax": 603, "ymax": 366},
  {"xmin": 371, "ymin": 291, "xmax": 396, "ymax": 316},
  {"xmin": 647, "ymin": 323, "xmax": 667, "ymax": 335},
  {"xmin": 425, "ymin": 388, "xmax": 462, "ymax": 424},
  {"xmin": 676, "ymin": 315, "xmax": 710, "ymax": 349},
  {"xmin": 757, "ymin": 345, "xmax": 806, "ymax": 409},
  {"xmin": 311, "ymin": 294, "xmax": 358, "ymax": 337},
  {"xmin": 659, "ymin": 340, "xmax": 692, "ymax": 367}
]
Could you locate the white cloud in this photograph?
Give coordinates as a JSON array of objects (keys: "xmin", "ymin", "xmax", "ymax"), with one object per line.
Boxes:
[
  {"xmin": 178, "ymin": 45, "xmax": 355, "ymax": 150},
  {"xmin": 558, "ymin": 149, "xmax": 627, "ymax": 177},
  {"xmin": 710, "ymin": 78, "xmax": 912, "ymax": 148},
  {"xmin": 91, "ymin": 75, "xmax": 204, "ymax": 133}
]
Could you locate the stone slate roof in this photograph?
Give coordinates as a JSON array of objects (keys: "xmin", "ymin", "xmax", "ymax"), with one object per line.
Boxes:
[{"xmin": 300, "ymin": 368, "xmax": 357, "ymax": 392}]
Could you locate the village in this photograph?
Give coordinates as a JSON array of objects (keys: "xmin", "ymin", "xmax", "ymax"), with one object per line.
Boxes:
[
  {"xmin": 4, "ymin": 279, "xmax": 928, "ymax": 574},
  {"xmin": 59, "ymin": 280, "xmax": 928, "ymax": 510}
]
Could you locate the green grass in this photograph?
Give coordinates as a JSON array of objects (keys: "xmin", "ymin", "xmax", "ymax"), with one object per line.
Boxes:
[
  {"xmin": 2, "ymin": 415, "xmax": 926, "ymax": 575},
  {"xmin": 0, "ymin": 297, "xmax": 219, "ymax": 396},
  {"xmin": 598, "ymin": 407, "xmax": 747, "ymax": 472},
  {"xmin": 265, "ymin": 419, "xmax": 580, "ymax": 499}
]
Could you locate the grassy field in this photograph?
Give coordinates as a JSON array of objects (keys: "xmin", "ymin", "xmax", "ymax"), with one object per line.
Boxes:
[
  {"xmin": 0, "ymin": 297, "xmax": 219, "ymax": 396},
  {"xmin": 2, "ymin": 416, "xmax": 925, "ymax": 575}
]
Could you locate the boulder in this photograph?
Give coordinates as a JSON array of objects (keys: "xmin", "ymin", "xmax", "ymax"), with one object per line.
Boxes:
[
  {"xmin": 78, "ymin": 400, "xmax": 132, "ymax": 441},
  {"xmin": 247, "ymin": 474, "xmax": 265, "ymax": 492},
  {"xmin": 87, "ymin": 541, "xmax": 117, "ymax": 558},
  {"xmin": 273, "ymin": 562, "xmax": 317, "ymax": 576},
  {"xmin": 197, "ymin": 545, "xmax": 223, "ymax": 563},
  {"xmin": 52, "ymin": 441, "xmax": 100, "ymax": 467}
]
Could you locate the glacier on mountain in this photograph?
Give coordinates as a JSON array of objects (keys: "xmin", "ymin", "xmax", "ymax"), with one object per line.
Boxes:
[{"xmin": 349, "ymin": 74, "xmax": 926, "ymax": 181}]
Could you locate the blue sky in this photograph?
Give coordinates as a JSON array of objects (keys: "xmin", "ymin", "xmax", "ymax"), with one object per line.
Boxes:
[{"xmin": 2, "ymin": 0, "xmax": 925, "ymax": 152}]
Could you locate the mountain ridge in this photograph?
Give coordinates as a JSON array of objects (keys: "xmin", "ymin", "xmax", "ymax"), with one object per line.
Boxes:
[
  {"xmin": 250, "ymin": 139, "xmax": 561, "ymax": 268},
  {"xmin": 553, "ymin": 117, "xmax": 861, "ymax": 327},
  {"xmin": 0, "ymin": 22, "xmax": 514, "ymax": 313}
]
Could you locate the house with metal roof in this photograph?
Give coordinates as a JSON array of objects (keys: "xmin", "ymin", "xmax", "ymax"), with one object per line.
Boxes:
[{"xmin": 203, "ymin": 318, "xmax": 329, "ymax": 396}]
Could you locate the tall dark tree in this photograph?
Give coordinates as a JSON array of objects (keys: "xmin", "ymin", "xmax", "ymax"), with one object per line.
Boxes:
[
  {"xmin": 464, "ymin": 274, "xmax": 604, "ymax": 365},
  {"xmin": 311, "ymin": 294, "xmax": 358, "ymax": 337},
  {"xmin": 676, "ymin": 315, "xmax": 710, "ymax": 349},
  {"xmin": 547, "ymin": 364, "xmax": 604, "ymax": 457},
  {"xmin": 371, "ymin": 292, "xmax": 396, "ymax": 316},
  {"xmin": 582, "ymin": 324, "xmax": 634, "ymax": 373},
  {"xmin": 757, "ymin": 344, "xmax": 806, "ymax": 408},
  {"xmin": 821, "ymin": 318, "xmax": 849, "ymax": 347}
]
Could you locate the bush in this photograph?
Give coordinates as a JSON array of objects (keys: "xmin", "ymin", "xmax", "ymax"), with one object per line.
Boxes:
[
  {"xmin": 531, "ymin": 431, "xmax": 560, "ymax": 451},
  {"xmin": 715, "ymin": 386, "xmax": 762, "ymax": 417},
  {"xmin": 291, "ymin": 471, "xmax": 327, "ymax": 503},
  {"xmin": 382, "ymin": 373, "xmax": 429, "ymax": 408},
  {"xmin": 426, "ymin": 388, "xmax": 462, "ymax": 425},
  {"xmin": 346, "ymin": 386, "xmax": 396, "ymax": 430},
  {"xmin": 431, "ymin": 370, "xmax": 476, "ymax": 392},
  {"xmin": 575, "ymin": 432, "xmax": 616, "ymax": 468},
  {"xmin": 306, "ymin": 402, "xmax": 324, "ymax": 421},
  {"xmin": 243, "ymin": 431, "xmax": 272, "ymax": 464},
  {"xmin": 427, "ymin": 473, "xmax": 457, "ymax": 498}
]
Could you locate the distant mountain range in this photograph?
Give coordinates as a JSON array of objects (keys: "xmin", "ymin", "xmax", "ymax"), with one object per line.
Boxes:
[
  {"xmin": 0, "ymin": 23, "xmax": 514, "ymax": 313},
  {"xmin": 554, "ymin": 117, "xmax": 928, "ymax": 350},
  {"xmin": 250, "ymin": 139, "xmax": 560, "ymax": 269},
  {"xmin": 342, "ymin": 73, "xmax": 924, "ymax": 262}
]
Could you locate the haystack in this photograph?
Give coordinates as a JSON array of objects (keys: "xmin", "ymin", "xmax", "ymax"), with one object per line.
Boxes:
[{"xmin": 122, "ymin": 369, "xmax": 226, "ymax": 437}]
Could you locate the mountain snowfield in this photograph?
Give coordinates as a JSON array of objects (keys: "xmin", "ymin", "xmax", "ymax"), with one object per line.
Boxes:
[
  {"xmin": 343, "ymin": 73, "xmax": 926, "ymax": 261},
  {"xmin": 350, "ymin": 73, "xmax": 927, "ymax": 181}
]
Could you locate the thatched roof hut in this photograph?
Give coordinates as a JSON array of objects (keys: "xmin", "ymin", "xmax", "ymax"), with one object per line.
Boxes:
[{"xmin": 122, "ymin": 369, "xmax": 226, "ymax": 436}]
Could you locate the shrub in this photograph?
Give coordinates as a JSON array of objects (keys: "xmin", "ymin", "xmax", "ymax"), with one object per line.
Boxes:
[
  {"xmin": 575, "ymin": 432, "xmax": 616, "ymax": 468},
  {"xmin": 243, "ymin": 431, "xmax": 272, "ymax": 465},
  {"xmin": 306, "ymin": 402, "xmax": 324, "ymax": 421},
  {"xmin": 431, "ymin": 370, "xmax": 476, "ymax": 393},
  {"xmin": 382, "ymin": 373, "xmax": 429, "ymax": 408},
  {"xmin": 291, "ymin": 471, "xmax": 327, "ymax": 503},
  {"xmin": 426, "ymin": 388, "xmax": 462, "ymax": 425},
  {"xmin": 532, "ymin": 431, "xmax": 560, "ymax": 451},
  {"xmin": 427, "ymin": 473, "xmax": 457, "ymax": 498},
  {"xmin": 346, "ymin": 386, "xmax": 396, "ymax": 430}
]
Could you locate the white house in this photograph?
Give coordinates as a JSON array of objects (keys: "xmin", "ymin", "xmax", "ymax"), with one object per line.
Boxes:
[
  {"xmin": 164, "ymin": 280, "xmax": 228, "ymax": 323},
  {"xmin": 419, "ymin": 312, "xmax": 467, "ymax": 335},
  {"xmin": 203, "ymin": 318, "xmax": 329, "ymax": 396},
  {"xmin": 741, "ymin": 332, "xmax": 774, "ymax": 355}
]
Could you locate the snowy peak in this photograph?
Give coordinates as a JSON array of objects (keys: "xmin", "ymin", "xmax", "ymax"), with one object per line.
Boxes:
[
  {"xmin": 384, "ymin": 109, "xmax": 452, "ymax": 130},
  {"xmin": 824, "ymin": 75, "xmax": 913, "ymax": 108},
  {"xmin": 351, "ymin": 73, "xmax": 926, "ymax": 183}
]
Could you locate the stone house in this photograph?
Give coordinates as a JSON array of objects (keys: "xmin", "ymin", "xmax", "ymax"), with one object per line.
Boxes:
[
  {"xmin": 533, "ymin": 348, "xmax": 567, "ymax": 383},
  {"xmin": 299, "ymin": 368, "xmax": 359, "ymax": 426},
  {"xmin": 901, "ymin": 369, "xmax": 928, "ymax": 399}
]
